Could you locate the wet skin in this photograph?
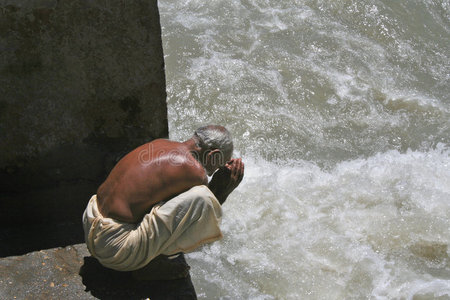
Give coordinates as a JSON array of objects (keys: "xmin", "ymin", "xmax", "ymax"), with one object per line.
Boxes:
[{"xmin": 96, "ymin": 138, "xmax": 244, "ymax": 223}]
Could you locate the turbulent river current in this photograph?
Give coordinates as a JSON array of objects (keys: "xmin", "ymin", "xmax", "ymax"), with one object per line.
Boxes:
[{"xmin": 158, "ymin": 1, "xmax": 450, "ymax": 299}]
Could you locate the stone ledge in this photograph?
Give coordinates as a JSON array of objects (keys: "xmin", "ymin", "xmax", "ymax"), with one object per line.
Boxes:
[{"xmin": 0, "ymin": 244, "xmax": 197, "ymax": 299}]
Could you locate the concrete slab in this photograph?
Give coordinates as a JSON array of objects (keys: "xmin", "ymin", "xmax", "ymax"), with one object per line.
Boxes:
[{"xmin": 0, "ymin": 244, "xmax": 197, "ymax": 299}]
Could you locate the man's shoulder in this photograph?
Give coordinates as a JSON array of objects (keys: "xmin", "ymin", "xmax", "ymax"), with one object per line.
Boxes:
[
  {"xmin": 147, "ymin": 138, "xmax": 181, "ymax": 147},
  {"xmin": 149, "ymin": 141, "xmax": 205, "ymax": 177},
  {"xmin": 178, "ymin": 155, "xmax": 204, "ymax": 173},
  {"xmin": 178, "ymin": 157, "xmax": 207, "ymax": 185},
  {"xmin": 154, "ymin": 155, "xmax": 206, "ymax": 187},
  {"xmin": 139, "ymin": 139, "xmax": 207, "ymax": 183},
  {"xmin": 138, "ymin": 139, "xmax": 185, "ymax": 156}
]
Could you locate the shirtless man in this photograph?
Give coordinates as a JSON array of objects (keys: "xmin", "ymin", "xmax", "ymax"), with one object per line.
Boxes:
[
  {"xmin": 96, "ymin": 125, "xmax": 244, "ymax": 223},
  {"xmin": 83, "ymin": 125, "xmax": 244, "ymax": 274}
]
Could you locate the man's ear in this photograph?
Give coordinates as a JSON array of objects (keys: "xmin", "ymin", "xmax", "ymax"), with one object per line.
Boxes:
[
  {"xmin": 209, "ymin": 149, "xmax": 223, "ymax": 165},
  {"xmin": 209, "ymin": 149, "xmax": 221, "ymax": 155},
  {"xmin": 202, "ymin": 149, "xmax": 211, "ymax": 165}
]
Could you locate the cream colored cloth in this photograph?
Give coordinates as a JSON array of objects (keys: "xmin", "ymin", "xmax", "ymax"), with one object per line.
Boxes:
[{"xmin": 82, "ymin": 185, "xmax": 223, "ymax": 271}]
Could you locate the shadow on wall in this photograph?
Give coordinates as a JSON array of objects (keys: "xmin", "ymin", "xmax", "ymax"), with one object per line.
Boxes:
[
  {"xmin": 0, "ymin": 0, "xmax": 168, "ymax": 257},
  {"xmin": 1, "ymin": 182, "xmax": 100, "ymax": 257}
]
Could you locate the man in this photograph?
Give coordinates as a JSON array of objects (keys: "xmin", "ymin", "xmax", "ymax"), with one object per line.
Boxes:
[{"xmin": 82, "ymin": 125, "xmax": 244, "ymax": 273}]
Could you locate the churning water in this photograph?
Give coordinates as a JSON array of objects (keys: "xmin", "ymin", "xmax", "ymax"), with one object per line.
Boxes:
[{"xmin": 158, "ymin": 1, "xmax": 450, "ymax": 299}]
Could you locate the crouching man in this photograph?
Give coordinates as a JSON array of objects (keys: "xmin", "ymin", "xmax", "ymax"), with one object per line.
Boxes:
[{"xmin": 82, "ymin": 125, "xmax": 244, "ymax": 275}]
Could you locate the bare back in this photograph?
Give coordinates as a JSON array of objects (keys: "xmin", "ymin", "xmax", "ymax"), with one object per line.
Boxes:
[{"xmin": 96, "ymin": 139, "xmax": 207, "ymax": 223}]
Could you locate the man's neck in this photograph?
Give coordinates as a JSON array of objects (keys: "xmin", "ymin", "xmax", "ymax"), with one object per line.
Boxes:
[{"xmin": 183, "ymin": 138, "xmax": 203, "ymax": 163}]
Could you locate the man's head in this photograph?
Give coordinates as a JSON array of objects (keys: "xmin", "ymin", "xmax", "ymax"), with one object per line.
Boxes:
[{"xmin": 193, "ymin": 125, "xmax": 233, "ymax": 175}]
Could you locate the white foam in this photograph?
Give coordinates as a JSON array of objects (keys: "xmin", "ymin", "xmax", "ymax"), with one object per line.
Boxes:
[
  {"xmin": 187, "ymin": 148, "xmax": 450, "ymax": 298},
  {"xmin": 159, "ymin": 0, "xmax": 450, "ymax": 298}
]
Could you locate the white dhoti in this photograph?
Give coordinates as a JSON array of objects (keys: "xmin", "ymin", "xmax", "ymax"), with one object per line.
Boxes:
[{"xmin": 82, "ymin": 185, "xmax": 223, "ymax": 271}]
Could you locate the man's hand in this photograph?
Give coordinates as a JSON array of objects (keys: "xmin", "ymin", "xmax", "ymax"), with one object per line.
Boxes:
[{"xmin": 208, "ymin": 158, "xmax": 244, "ymax": 204}]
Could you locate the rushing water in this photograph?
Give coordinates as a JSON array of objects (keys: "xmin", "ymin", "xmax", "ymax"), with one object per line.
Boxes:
[{"xmin": 158, "ymin": 1, "xmax": 450, "ymax": 299}]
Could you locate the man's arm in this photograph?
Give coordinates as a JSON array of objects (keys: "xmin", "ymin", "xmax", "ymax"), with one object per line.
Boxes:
[{"xmin": 208, "ymin": 158, "xmax": 244, "ymax": 204}]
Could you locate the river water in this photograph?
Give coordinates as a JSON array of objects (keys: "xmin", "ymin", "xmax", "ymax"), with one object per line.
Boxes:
[{"xmin": 158, "ymin": 1, "xmax": 450, "ymax": 299}]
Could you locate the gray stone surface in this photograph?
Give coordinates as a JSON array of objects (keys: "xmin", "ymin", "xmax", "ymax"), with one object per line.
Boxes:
[
  {"xmin": 0, "ymin": 0, "xmax": 168, "ymax": 254},
  {"xmin": 0, "ymin": 244, "xmax": 197, "ymax": 299},
  {"xmin": 0, "ymin": 244, "xmax": 93, "ymax": 299},
  {"xmin": 0, "ymin": 0, "xmax": 167, "ymax": 191}
]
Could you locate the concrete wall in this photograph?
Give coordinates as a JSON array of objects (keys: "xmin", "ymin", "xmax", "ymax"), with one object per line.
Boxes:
[{"xmin": 0, "ymin": 0, "xmax": 168, "ymax": 256}]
